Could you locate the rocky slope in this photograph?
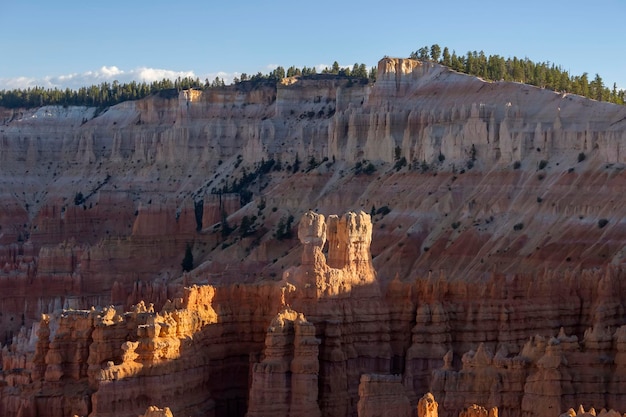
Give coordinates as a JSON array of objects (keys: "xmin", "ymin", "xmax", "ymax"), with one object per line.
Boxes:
[{"xmin": 2, "ymin": 58, "xmax": 626, "ymax": 416}]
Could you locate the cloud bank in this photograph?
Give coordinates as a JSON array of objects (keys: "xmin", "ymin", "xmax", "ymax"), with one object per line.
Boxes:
[
  {"xmin": 0, "ymin": 63, "xmax": 342, "ymax": 91},
  {"xmin": 0, "ymin": 66, "xmax": 238, "ymax": 90}
]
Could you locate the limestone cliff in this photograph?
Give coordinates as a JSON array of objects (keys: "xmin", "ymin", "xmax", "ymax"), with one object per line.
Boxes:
[{"xmin": 2, "ymin": 57, "xmax": 626, "ymax": 417}]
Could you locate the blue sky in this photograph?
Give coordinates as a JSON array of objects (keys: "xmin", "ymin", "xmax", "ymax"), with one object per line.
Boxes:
[{"xmin": 1, "ymin": 0, "xmax": 625, "ymax": 90}]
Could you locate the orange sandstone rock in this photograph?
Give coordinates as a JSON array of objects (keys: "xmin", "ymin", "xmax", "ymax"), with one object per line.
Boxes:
[
  {"xmin": 247, "ymin": 308, "xmax": 320, "ymax": 417},
  {"xmin": 459, "ymin": 404, "xmax": 498, "ymax": 417},
  {"xmin": 140, "ymin": 406, "xmax": 174, "ymax": 417},
  {"xmin": 416, "ymin": 392, "xmax": 440, "ymax": 417}
]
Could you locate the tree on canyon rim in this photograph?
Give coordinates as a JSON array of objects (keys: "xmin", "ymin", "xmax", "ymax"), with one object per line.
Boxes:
[{"xmin": 430, "ymin": 44, "xmax": 441, "ymax": 62}]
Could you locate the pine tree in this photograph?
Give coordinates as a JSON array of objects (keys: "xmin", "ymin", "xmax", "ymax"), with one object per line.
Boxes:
[
  {"xmin": 239, "ymin": 215, "xmax": 254, "ymax": 237},
  {"xmin": 368, "ymin": 66, "xmax": 377, "ymax": 82},
  {"xmin": 442, "ymin": 47, "xmax": 451, "ymax": 66},
  {"xmin": 271, "ymin": 66, "xmax": 286, "ymax": 81},
  {"xmin": 430, "ymin": 44, "xmax": 441, "ymax": 62},
  {"xmin": 450, "ymin": 51, "xmax": 464, "ymax": 72},
  {"xmin": 181, "ymin": 244, "xmax": 193, "ymax": 272},
  {"xmin": 418, "ymin": 46, "xmax": 429, "ymax": 60},
  {"xmin": 591, "ymin": 74, "xmax": 605, "ymax": 101},
  {"xmin": 353, "ymin": 63, "xmax": 367, "ymax": 78},
  {"xmin": 221, "ymin": 209, "xmax": 233, "ymax": 238}
]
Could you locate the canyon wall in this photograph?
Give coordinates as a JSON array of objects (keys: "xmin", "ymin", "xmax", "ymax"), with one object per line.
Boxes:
[
  {"xmin": 4, "ymin": 212, "xmax": 626, "ymax": 417},
  {"xmin": 2, "ymin": 58, "xmax": 626, "ymax": 416}
]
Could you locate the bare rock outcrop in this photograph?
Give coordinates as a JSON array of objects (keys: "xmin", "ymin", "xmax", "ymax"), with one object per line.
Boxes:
[
  {"xmin": 417, "ymin": 392, "xmax": 439, "ymax": 417},
  {"xmin": 139, "ymin": 406, "xmax": 174, "ymax": 417},
  {"xmin": 247, "ymin": 309, "xmax": 320, "ymax": 417},
  {"xmin": 1, "ymin": 285, "xmax": 229, "ymax": 417},
  {"xmin": 460, "ymin": 404, "xmax": 498, "ymax": 417},
  {"xmin": 287, "ymin": 212, "xmax": 393, "ymax": 417},
  {"xmin": 287, "ymin": 210, "xmax": 376, "ymax": 297},
  {"xmin": 559, "ymin": 405, "xmax": 624, "ymax": 417},
  {"xmin": 90, "ymin": 286, "xmax": 221, "ymax": 417},
  {"xmin": 357, "ymin": 374, "xmax": 412, "ymax": 417},
  {"xmin": 427, "ymin": 324, "xmax": 626, "ymax": 417}
]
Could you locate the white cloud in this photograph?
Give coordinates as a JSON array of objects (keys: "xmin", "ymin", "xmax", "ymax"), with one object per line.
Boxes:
[
  {"xmin": 0, "ymin": 64, "xmax": 319, "ymax": 91},
  {"xmin": 0, "ymin": 66, "xmax": 232, "ymax": 90},
  {"xmin": 206, "ymin": 71, "xmax": 238, "ymax": 85},
  {"xmin": 100, "ymin": 66, "xmax": 123, "ymax": 78},
  {"xmin": 132, "ymin": 67, "xmax": 195, "ymax": 84},
  {"xmin": 315, "ymin": 63, "xmax": 329, "ymax": 72},
  {"xmin": 0, "ymin": 76, "xmax": 39, "ymax": 90}
]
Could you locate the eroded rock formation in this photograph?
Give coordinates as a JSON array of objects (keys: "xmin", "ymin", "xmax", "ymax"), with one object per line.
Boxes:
[
  {"xmin": 417, "ymin": 392, "xmax": 440, "ymax": 417},
  {"xmin": 2, "ymin": 57, "xmax": 626, "ymax": 416},
  {"xmin": 357, "ymin": 374, "xmax": 412, "ymax": 417},
  {"xmin": 559, "ymin": 405, "xmax": 625, "ymax": 417},
  {"xmin": 247, "ymin": 309, "xmax": 320, "ymax": 417},
  {"xmin": 459, "ymin": 404, "xmax": 498, "ymax": 417},
  {"xmin": 1, "ymin": 211, "xmax": 391, "ymax": 417},
  {"xmin": 139, "ymin": 406, "xmax": 174, "ymax": 417}
]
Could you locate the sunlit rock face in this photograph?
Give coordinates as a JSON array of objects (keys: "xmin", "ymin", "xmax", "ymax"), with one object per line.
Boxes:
[
  {"xmin": 2, "ymin": 57, "xmax": 626, "ymax": 417},
  {"xmin": 287, "ymin": 210, "xmax": 376, "ymax": 296}
]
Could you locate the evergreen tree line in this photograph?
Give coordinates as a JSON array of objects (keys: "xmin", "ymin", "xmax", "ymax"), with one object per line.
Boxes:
[
  {"xmin": 0, "ymin": 76, "xmax": 209, "ymax": 109},
  {"xmin": 320, "ymin": 61, "xmax": 377, "ymax": 80},
  {"xmin": 410, "ymin": 44, "xmax": 625, "ymax": 105},
  {"xmin": 233, "ymin": 62, "xmax": 376, "ymax": 84},
  {"xmin": 3, "ymin": 48, "xmax": 623, "ymax": 108},
  {"xmin": 0, "ymin": 61, "xmax": 377, "ymax": 109}
]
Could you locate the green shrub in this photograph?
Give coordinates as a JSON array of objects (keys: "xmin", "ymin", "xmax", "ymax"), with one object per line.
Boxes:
[
  {"xmin": 363, "ymin": 162, "xmax": 377, "ymax": 175},
  {"xmin": 394, "ymin": 146, "xmax": 402, "ymax": 161},
  {"xmin": 275, "ymin": 215, "xmax": 295, "ymax": 240},
  {"xmin": 74, "ymin": 192, "xmax": 84, "ymax": 206},
  {"xmin": 181, "ymin": 243, "xmax": 193, "ymax": 272},
  {"xmin": 221, "ymin": 210, "xmax": 233, "ymax": 238},
  {"xmin": 307, "ymin": 156, "xmax": 318, "ymax": 171},
  {"xmin": 394, "ymin": 157, "xmax": 407, "ymax": 171},
  {"xmin": 239, "ymin": 215, "xmax": 255, "ymax": 237},
  {"xmin": 354, "ymin": 160, "xmax": 376, "ymax": 175}
]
